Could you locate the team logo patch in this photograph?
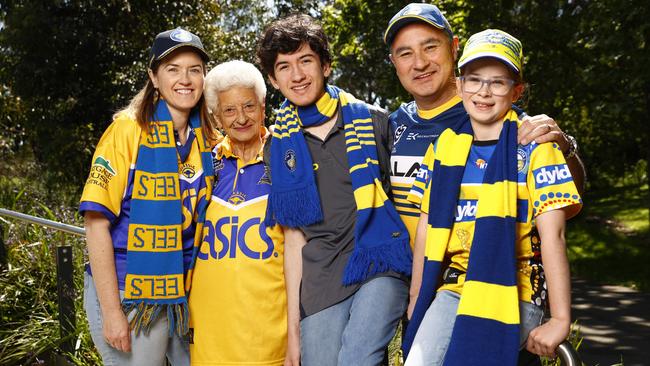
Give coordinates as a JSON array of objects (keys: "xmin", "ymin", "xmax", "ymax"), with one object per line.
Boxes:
[
  {"xmin": 181, "ymin": 163, "xmax": 196, "ymax": 179},
  {"xmin": 517, "ymin": 147, "xmax": 528, "ymax": 172},
  {"xmin": 475, "ymin": 158, "xmax": 488, "ymax": 170},
  {"xmin": 284, "ymin": 149, "xmax": 297, "ymax": 172},
  {"xmin": 228, "ymin": 191, "xmax": 246, "ymax": 205},
  {"xmin": 394, "ymin": 124, "xmax": 407, "ymax": 144},
  {"xmin": 170, "ymin": 29, "xmax": 193, "ymax": 42},
  {"xmin": 258, "ymin": 166, "xmax": 272, "ymax": 185}
]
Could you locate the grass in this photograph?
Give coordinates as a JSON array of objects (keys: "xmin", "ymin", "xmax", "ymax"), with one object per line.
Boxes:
[{"xmin": 566, "ymin": 182, "xmax": 649, "ymax": 291}]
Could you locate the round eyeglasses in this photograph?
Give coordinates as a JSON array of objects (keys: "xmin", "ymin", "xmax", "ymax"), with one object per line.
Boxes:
[{"xmin": 459, "ymin": 76, "xmax": 516, "ymax": 96}]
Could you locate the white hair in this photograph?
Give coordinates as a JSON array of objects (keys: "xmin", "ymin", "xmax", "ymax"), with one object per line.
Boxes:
[{"xmin": 204, "ymin": 60, "xmax": 267, "ymax": 113}]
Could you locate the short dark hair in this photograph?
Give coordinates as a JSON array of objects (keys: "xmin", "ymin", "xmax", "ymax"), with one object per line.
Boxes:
[{"xmin": 257, "ymin": 14, "xmax": 332, "ymax": 78}]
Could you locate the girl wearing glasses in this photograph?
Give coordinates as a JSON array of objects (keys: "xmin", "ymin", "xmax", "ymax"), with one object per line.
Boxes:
[{"xmin": 403, "ymin": 29, "xmax": 582, "ymax": 366}]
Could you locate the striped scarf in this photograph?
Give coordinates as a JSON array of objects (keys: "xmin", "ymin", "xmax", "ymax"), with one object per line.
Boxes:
[
  {"xmin": 403, "ymin": 111, "xmax": 520, "ymax": 365},
  {"xmin": 267, "ymin": 85, "xmax": 411, "ymax": 284},
  {"xmin": 122, "ymin": 100, "xmax": 213, "ymax": 336}
]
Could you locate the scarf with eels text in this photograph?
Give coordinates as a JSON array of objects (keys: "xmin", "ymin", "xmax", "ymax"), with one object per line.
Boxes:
[
  {"xmin": 267, "ymin": 85, "xmax": 412, "ymax": 284},
  {"xmin": 122, "ymin": 100, "xmax": 213, "ymax": 336},
  {"xmin": 403, "ymin": 110, "xmax": 521, "ymax": 365}
]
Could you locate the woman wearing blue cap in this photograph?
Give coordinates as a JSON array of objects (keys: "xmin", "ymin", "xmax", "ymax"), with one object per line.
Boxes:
[{"xmin": 79, "ymin": 27, "xmax": 218, "ymax": 366}]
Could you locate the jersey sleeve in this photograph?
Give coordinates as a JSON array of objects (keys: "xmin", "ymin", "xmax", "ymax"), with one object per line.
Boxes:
[
  {"xmin": 408, "ymin": 142, "xmax": 435, "ymax": 214},
  {"xmin": 79, "ymin": 115, "xmax": 139, "ymax": 222},
  {"xmin": 527, "ymin": 142, "xmax": 582, "ymax": 219}
]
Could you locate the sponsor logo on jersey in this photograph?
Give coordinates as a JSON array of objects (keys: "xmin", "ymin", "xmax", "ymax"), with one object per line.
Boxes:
[
  {"xmin": 198, "ymin": 216, "xmax": 275, "ymax": 260},
  {"xmin": 394, "ymin": 124, "xmax": 407, "ymax": 144},
  {"xmin": 213, "ymin": 158, "xmax": 224, "ymax": 173},
  {"xmin": 391, "ymin": 156, "xmax": 421, "ymax": 178},
  {"xmin": 455, "ymin": 199, "xmax": 478, "ymax": 222},
  {"xmin": 533, "ymin": 164, "xmax": 571, "ymax": 188},
  {"xmin": 284, "ymin": 149, "xmax": 296, "ymax": 172},
  {"xmin": 475, "ymin": 158, "xmax": 488, "ymax": 170},
  {"xmin": 87, "ymin": 156, "xmax": 116, "ymax": 190}
]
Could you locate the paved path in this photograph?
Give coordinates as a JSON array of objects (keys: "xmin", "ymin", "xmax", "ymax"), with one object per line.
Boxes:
[{"xmin": 571, "ymin": 278, "xmax": 650, "ymax": 366}]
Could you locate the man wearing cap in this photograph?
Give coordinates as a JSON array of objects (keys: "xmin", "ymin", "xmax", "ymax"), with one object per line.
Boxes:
[{"xmin": 383, "ymin": 0, "xmax": 584, "ymax": 310}]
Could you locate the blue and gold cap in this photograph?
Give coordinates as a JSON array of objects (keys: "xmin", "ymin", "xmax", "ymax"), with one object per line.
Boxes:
[
  {"xmin": 458, "ymin": 29, "xmax": 523, "ymax": 75},
  {"xmin": 149, "ymin": 27, "xmax": 210, "ymax": 68},
  {"xmin": 384, "ymin": 3, "xmax": 453, "ymax": 45}
]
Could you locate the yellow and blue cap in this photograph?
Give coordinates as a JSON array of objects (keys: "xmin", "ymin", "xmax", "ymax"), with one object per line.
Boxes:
[
  {"xmin": 458, "ymin": 29, "xmax": 523, "ymax": 75},
  {"xmin": 384, "ymin": 3, "xmax": 453, "ymax": 45}
]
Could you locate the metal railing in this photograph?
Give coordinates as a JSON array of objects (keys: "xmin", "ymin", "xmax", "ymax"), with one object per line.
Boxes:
[
  {"xmin": 0, "ymin": 207, "xmax": 84, "ymax": 365},
  {"xmin": 1, "ymin": 208, "xmax": 583, "ymax": 366}
]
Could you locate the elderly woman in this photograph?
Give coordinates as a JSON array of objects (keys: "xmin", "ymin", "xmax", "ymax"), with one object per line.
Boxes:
[
  {"xmin": 189, "ymin": 60, "xmax": 299, "ymax": 366},
  {"xmin": 79, "ymin": 28, "xmax": 217, "ymax": 366}
]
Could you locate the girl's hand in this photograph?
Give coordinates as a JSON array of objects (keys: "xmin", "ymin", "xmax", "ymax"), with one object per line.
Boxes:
[{"xmin": 526, "ymin": 317, "xmax": 570, "ymax": 357}]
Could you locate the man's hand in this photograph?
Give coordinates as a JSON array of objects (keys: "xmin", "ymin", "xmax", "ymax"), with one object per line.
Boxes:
[
  {"xmin": 517, "ymin": 114, "xmax": 569, "ymax": 154},
  {"xmin": 103, "ymin": 308, "xmax": 131, "ymax": 352}
]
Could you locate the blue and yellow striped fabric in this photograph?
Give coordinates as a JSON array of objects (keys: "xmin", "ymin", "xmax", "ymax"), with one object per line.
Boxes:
[
  {"xmin": 403, "ymin": 111, "xmax": 521, "ymax": 365},
  {"xmin": 267, "ymin": 85, "xmax": 411, "ymax": 284},
  {"xmin": 122, "ymin": 100, "xmax": 213, "ymax": 337}
]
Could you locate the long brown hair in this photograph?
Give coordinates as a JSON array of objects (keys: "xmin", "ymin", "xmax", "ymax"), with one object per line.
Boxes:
[{"xmin": 114, "ymin": 58, "xmax": 218, "ymax": 142}]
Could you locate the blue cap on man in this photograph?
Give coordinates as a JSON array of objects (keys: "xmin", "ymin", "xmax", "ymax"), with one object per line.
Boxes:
[{"xmin": 384, "ymin": 3, "xmax": 453, "ymax": 46}]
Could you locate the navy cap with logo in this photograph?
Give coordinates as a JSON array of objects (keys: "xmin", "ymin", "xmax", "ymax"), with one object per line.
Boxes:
[
  {"xmin": 384, "ymin": 3, "xmax": 453, "ymax": 46},
  {"xmin": 149, "ymin": 27, "xmax": 210, "ymax": 68}
]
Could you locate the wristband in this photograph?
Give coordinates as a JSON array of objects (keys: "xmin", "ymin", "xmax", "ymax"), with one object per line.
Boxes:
[{"xmin": 562, "ymin": 133, "xmax": 578, "ymax": 159}]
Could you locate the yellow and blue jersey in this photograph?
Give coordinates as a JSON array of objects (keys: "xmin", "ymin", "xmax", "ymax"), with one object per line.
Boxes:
[
  {"xmin": 411, "ymin": 136, "xmax": 582, "ymax": 306},
  {"xmin": 79, "ymin": 114, "xmax": 208, "ymax": 288},
  {"xmin": 189, "ymin": 133, "xmax": 286, "ymax": 366},
  {"xmin": 389, "ymin": 97, "xmax": 466, "ymax": 247}
]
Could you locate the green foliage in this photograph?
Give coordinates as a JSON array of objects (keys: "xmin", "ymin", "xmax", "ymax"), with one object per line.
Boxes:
[
  {"xmin": 0, "ymin": 172, "xmax": 95, "ymax": 364},
  {"xmin": 567, "ymin": 182, "xmax": 649, "ymax": 291}
]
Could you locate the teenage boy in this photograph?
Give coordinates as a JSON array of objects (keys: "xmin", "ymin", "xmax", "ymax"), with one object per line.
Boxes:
[{"xmin": 257, "ymin": 14, "xmax": 412, "ymax": 366}]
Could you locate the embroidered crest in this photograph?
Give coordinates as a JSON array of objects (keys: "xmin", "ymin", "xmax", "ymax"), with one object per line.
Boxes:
[
  {"xmin": 284, "ymin": 149, "xmax": 296, "ymax": 172},
  {"xmin": 181, "ymin": 163, "xmax": 196, "ymax": 179},
  {"xmin": 170, "ymin": 29, "xmax": 193, "ymax": 42},
  {"xmin": 475, "ymin": 158, "xmax": 487, "ymax": 170},
  {"xmin": 517, "ymin": 146, "xmax": 528, "ymax": 173},
  {"xmin": 228, "ymin": 191, "xmax": 246, "ymax": 205},
  {"xmin": 258, "ymin": 166, "xmax": 272, "ymax": 185}
]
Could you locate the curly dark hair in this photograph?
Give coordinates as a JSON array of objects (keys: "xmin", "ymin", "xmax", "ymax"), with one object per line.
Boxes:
[{"xmin": 256, "ymin": 14, "xmax": 332, "ymax": 78}]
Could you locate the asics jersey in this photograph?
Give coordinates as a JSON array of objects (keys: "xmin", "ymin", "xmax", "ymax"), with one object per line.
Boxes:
[
  {"xmin": 389, "ymin": 96, "xmax": 466, "ymax": 247},
  {"xmin": 189, "ymin": 136, "xmax": 286, "ymax": 366}
]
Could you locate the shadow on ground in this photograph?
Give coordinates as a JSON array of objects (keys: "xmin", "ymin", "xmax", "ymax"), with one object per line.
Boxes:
[{"xmin": 572, "ymin": 277, "xmax": 650, "ymax": 366}]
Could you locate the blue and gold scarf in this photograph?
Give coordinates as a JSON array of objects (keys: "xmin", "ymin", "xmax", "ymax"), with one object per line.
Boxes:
[
  {"xmin": 403, "ymin": 111, "xmax": 521, "ymax": 365},
  {"xmin": 122, "ymin": 100, "xmax": 213, "ymax": 336},
  {"xmin": 266, "ymin": 85, "xmax": 411, "ymax": 284}
]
